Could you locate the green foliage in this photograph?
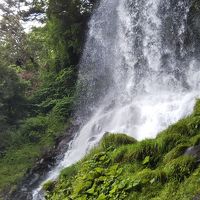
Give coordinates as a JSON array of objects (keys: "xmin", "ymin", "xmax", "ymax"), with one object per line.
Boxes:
[
  {"xmin": 111, "ymin": 146, "xmax": 129, "ymax": 163},
  {"xmin": 156, "ymin": 132, "xmax": 184, "ymax": 153},
  {"xmin": 52, "ymin": 97, "xmax": 74, "ymax": 119},
  {"xmin": 127, "ymin": 139, "xmax": 158, "ymax": 161},
  {"xmin": 164, "ymin": 156, "xmax": 197, "ymax": 181},
  {"xmin": 121, "ymin": 139, "xmax": 161, "ymax": 169},
  {"xmin": 20, "ymin": 116, "xmax": 48, "ymax": 143},
  {"xmin": 0, "ymin": 65, "xmax": 27, "ymax": 128},
  {"xmin": 46, "ymin": 0, "xmax": 92, "ymax": 70},
  {"xmin": 60, "ymin": 165, "xmax": 78, "ymax": 179},
  {"xmin": 32, "ymin": 67, "xmax": 76, "ymax": 116},
  {"xmin": 0, "ymin": 0, "xmax": 94, "ymax": 197},
  {"xmin": 45, "ymin": 100, "xmax": 200, "ymax": 200},
  {"xmin": 100, "ymin": 133, "xmax": 137, "ymax": 149},
  {"xmin": 0, "ymin": 143, "xmax": 41, "ymax": 190},
  {"xmin": 163, "ymin": 144, "xmax": 190, "ymax": 163},
  {"xmin": 0, "ymin": 111, "xmax": 68, "ymax": 193},
  {"xmin": 193, "ymin": 99, "xmax": 200, "ymax": 116},
  {"xmin": 43, "ymin": 181, "xmax": 56, "ymax": 192},
  {"xmin": 190, "ymin": 134, "xmax": 200, "ymax": 146}
]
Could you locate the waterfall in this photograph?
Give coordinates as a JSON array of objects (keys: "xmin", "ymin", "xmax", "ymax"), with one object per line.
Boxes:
[{"xmin": 32, "ymin": 0, "xmax": 200, "ymax": 199}]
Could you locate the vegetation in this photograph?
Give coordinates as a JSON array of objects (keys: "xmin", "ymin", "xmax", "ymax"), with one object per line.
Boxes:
[
  {"xmin": 0, "ymin": 0, "xmax": 95, "ymax": 196},
  {"xmin": 44, "ymin": 100, "xmax": 200, "ymax": 200},
  {"xmin": 0, "ymin": 0, "xmax": 200, "ymax": 199}
]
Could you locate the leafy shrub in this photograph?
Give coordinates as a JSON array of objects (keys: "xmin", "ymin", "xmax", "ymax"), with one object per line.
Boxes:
[{"xmin": 0, "ymin": 65, "xmax": 27, "ymax": 127}]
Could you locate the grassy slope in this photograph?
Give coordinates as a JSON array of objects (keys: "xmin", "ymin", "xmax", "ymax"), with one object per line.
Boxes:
[
  {"xmin": 0, "ymin": 112, "xmax": 69, "ymax": 196},
  {"xmin": 44, "ymin": 100, "xmax": 200, "ymax": 200}
]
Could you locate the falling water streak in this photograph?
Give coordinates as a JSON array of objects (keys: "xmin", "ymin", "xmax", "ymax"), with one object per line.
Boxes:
[{"xmin": 32, "ymin": 0, "xmax": 200, "ymax": 199}]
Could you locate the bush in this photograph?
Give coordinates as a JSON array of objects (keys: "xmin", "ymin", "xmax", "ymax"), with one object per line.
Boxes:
[{"xmin": 0, "ymin": 65, "xmax": 27, "ymax": 128}]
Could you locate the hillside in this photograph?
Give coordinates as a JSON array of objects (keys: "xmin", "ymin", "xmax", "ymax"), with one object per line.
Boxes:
[{"xmin": 44, "ymin": 100, "xmax": 200, "ymax": 200}]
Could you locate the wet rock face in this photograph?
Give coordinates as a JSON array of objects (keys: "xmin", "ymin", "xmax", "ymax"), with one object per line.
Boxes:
[
  {"xmin": 185, "ymin": 144, "xmax": 200, "ymax": 162},
  {"xmin": 188, "ymin": 1, "xmax": 200, "ymax": 29},
  {"xmin": 187, "ymin": 0, "xmax": 200, "ymax": 55},
  {"xmin": 193, "ymin": 194, "xmax": 200, "ymax": 200}
]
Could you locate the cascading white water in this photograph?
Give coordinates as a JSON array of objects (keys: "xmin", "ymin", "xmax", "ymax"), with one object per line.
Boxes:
[{"xmin": 32, "ymin": 0, "xmax": 200, "ymax": 199}]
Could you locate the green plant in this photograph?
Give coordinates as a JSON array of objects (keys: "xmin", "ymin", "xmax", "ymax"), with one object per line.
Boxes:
[
  {"xmin": 164, "ymin": 156, "xmax": 197, "ymax": 181},
  {"xmin": 101, "ymin": 133, "xmax": 136, "ymax": 149}
]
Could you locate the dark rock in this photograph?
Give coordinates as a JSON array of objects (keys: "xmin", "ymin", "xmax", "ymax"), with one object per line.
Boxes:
[
  {"xmin": 186, "ymin": 0, "xmax": 200, "ymax": 56},
  {"xmin": 184, "ymin": 144, "xmax": 200, "ymax": 162},
  {"xmin": 88, "ymin": 136, "xmax": 96, "ymax": 142},
  {"xmin": 193, "ymin": 193, "xmax": 200, "ymax": 200}
]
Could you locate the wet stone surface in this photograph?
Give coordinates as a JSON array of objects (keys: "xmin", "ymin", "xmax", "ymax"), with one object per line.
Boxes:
[{"xmin": 185, "ymin": 144, "xmax": 200, "ymax": 163}]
